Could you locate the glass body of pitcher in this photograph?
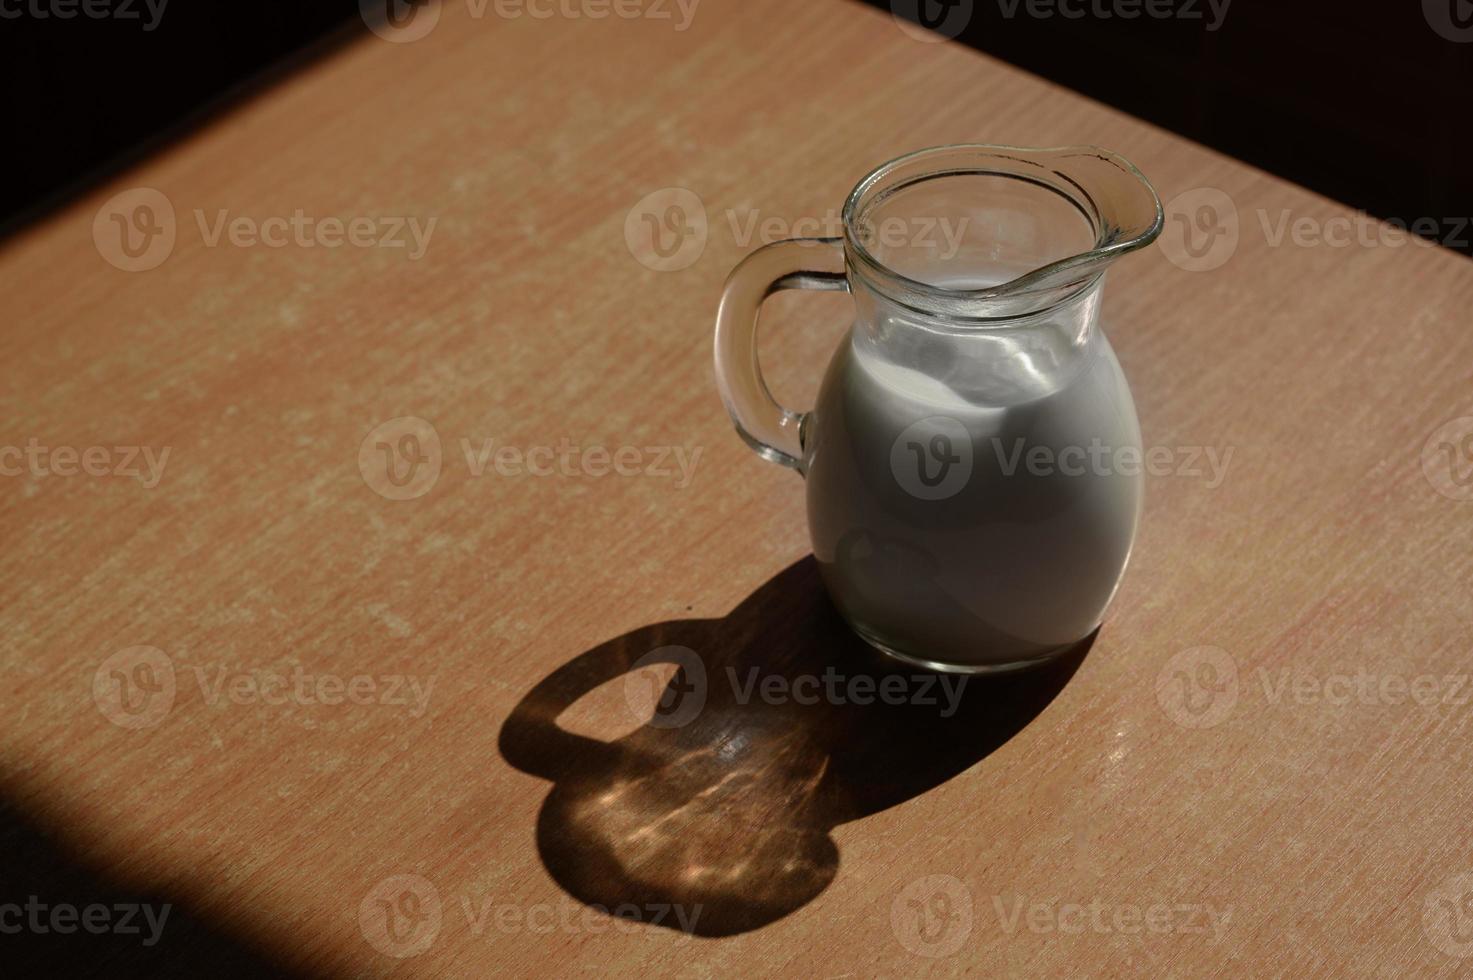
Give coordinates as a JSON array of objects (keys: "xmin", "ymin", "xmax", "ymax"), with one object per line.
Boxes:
[{"xmin": 714, "ymin": 144, "xmax": 1165, "ymax": 673}]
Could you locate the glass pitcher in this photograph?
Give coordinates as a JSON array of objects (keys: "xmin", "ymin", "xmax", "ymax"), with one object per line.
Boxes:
[{"xmin": 714, "ymin": 144, "xmax": 1164, "ymax": 674}]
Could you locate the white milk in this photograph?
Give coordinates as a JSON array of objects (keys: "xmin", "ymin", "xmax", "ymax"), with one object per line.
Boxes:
[{"xmin": 803, "ymin": 305, "xmax": 1142, "ymax": 671}]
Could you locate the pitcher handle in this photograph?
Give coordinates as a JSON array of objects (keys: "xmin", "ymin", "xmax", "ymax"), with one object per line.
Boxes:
[{"xmin": 713, "ymin": 237, "xmax": 849, "ymax": 472}]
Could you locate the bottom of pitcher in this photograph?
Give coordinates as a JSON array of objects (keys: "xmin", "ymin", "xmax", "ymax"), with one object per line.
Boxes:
[{"xmin": 848, "ymin": 621, "xmax": 1082, "ymax": 676}]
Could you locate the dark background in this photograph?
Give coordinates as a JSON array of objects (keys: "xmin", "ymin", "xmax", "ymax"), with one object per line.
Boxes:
[
  {"xmin": 1, "ymin": 0, "xmax": 1471, "ymax": 252},
  {"xmin": 871, "ymin": 0, "xmax": 1473, "ymax": 253},
  {"xmin": 0, "ymin": 0, "xmax": 364, "ymax": 237}
]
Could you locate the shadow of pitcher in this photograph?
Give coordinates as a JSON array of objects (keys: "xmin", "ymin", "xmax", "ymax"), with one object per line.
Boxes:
[{"xmin": 498, "ymin": 557, "xmax": 1091, "ymax": 937}]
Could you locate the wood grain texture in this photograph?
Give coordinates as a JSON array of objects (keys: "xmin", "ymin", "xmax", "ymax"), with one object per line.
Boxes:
[{"xmin": 2, "ymin": 0, "xmax": 1472, "ymax": 975}]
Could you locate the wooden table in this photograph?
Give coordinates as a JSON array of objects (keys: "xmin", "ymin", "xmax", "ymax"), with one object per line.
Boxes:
[{"xmin": 3, "ymin": 0, "xmax": 1472, "ymax": 975}]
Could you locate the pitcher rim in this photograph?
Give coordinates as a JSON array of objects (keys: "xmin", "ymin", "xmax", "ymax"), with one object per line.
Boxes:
[{"xmin": 840, "ymin": 143, "xmax": 1165, "ymax": 321}]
